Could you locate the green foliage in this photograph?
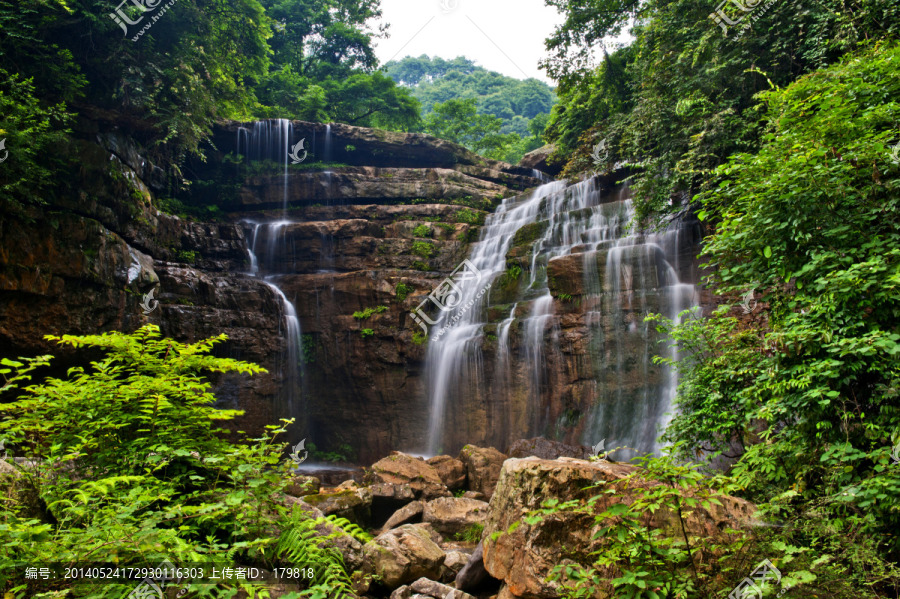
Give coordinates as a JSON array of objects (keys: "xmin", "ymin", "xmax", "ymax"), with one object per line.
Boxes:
[
  {"xmin": 175, "ymin": 249, "xmax": 199, "ymax": 264},
  {"xmin": 0, "ymin": 326, "xmax": 329, "ymax": 597},
  {"xmin": 306, "ymin": 442, "xmax": 355, "ymax": 464},
  {"xmin": 649, "ymin": 43, "xmax": 900, "ymax": 593},
  {"xmin": 274, "ymin": 509, "xmax": 354, "ymax": 598},
  {"xmin": 454, "ymin": 523, "xmax": 484, "ymax": 543},
  {"xmin": 409, "ymin": 261, "xmax": 429, "ymax": 271},
  {"xmin": 412, "ymin": 332, "xmax": 426, "ymax": 345},
  {"xmin": 543, "ymin": 0, "xmax": 900, "ymax": 222},
  {"xmin": 301, "ymin": 333, "xmax": 316, "ymax": 365},
  {"xmin": 411, "ymin": 224, "xmax": 432, "ymax": 238},
  {"xmin": 423, "ymin": 98, "xmax": 522, "ymax": 160},
  {"xmin": 352, "ymin": 305, "xmax": 388, "ymax": 319},
  {"xmin": 410, "ymin": 241, "xmax": 435, "ymax": 259},
  {"xmin": 395, "ymin": 283, "xmax": 414, "ymax": 302},
  {"xmin": 453, "ymin": 208, "xmax": 484, "ymax": 225},
  {"xmin": 534, "ymin": 454, "xmax": 740, "ymax": 599},
  {"xmin": 385, "ymin": 55, "xmax": 554, "ymax": 160},
  {"xmin": 0, "ymin": 68, "xmax": 75, "ymax": 212},
  {"xmin": 360, "ymin": 328, "xmax": 374, "ymax": 339}
]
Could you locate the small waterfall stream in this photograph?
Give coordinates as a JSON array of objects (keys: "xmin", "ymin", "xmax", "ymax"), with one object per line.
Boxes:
[
  {"xmin": 237, "ymin": 120, "xmax": 306, "ymax": 419},
  {"xmin": 423, "ymin": 178, "xmax": 699, "ymax": 457}
]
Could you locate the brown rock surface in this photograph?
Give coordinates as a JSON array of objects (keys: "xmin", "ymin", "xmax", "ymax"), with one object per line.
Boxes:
[
  {"xmin": 371, "ymin": 452, "xmax": 451, "ymax": 500},
  {"xmin": 482, "ymin": 457, "xmax": 757, "ymax": 599},
  {"xmin": 362, "ymin": 524, "xmax": 447, "ymax": 589},
  {"xmin": 458, "ymin": 445, "xmax": 507, "ymax": 499},
  {"xmin": 422, "ymin": 497, "xmax": 490, "ymax": 537},
  {"xmin": 427, "ymin": 455, "xmax": 466, "ymax": 490}
]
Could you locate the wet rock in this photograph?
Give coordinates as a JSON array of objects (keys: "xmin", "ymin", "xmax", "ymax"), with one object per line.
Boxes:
[
  {"xmin": 427, "ymin": 455, "xmax": 466, "ymax": 490},
  {"xmin": 382, "ymin": 500, "xmax": 425, "ymax": 531},
  {"xmin": 458, "ymin": 445, "xmax": 507, "ymax": 499},
  {"xmin": 301, "ymin": 484, "xmax": 372, "ymax": 525},
  {"xmin": 371, "ymin": 452, "xmax": 451, "ymax": 500},
  {"xmin": 410, "ymin": 577, "xmax": 477, "ymax": 599},
  {"xmin": 507, "ymin": 437, "xmax": 592, "ymax": 460},
  {"xmin": 442, "ymin": 550, "xmax": 471, "ymax": 582},
  {"xmin": 482, "ymin": 457, "xmax": 757, "ymax": 599},
  {"xmin": 455, "ymin": 541, "xmax": 493, "ymax": 592},
  {"xmin": 362, "ymin": 524, "xmax": 446, "ymax": 589},
  {"xmin": 422, "ymin": 497, "xmax": 490, "ymax": 537},
  {"xmin": 285, "ymin": 475, "xmax": 320, "ymax": 497}
]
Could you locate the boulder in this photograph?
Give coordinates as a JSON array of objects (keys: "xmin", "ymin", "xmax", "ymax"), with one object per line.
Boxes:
[
  {"xmin": 507, "ymin": 437, "xmax": 592, "ymax": 460},
  {"xmin": 285, "ymin": 474, "xmax": 320, "ymax": 497},
  {"xmin": 427, "ymin": 455, "xmax": 466, "ymax": 490},
  {"xmin": 410, "ymin": 577, "xmax": 477, "ymax": 599},
  {"xmin": 442, "ymin": 550, "xmax": 471, "ymax": 581},
  {"xmin": 455, "ymin": 541, "xmax": 493, "ymax": 592},
  {"xmin": 458, "ymin": 445, "xmax": 507, "ymax": 499},
  {"xmin": 370, "ymin": 481, "xmax": 417, "ymax": 527},
  {"xmin": 482, "ymin": 457, "xmax": 757, "ymax": 599},
  {"xmin": 362, "ymin": 524, "xmax": 446, "ymax": 589},
  {"xmin": 423, "ymin": 497, "xmax": 490, "ymax": 537},
  {"xmin": 371, "ymin": 452, "xmax": 451, "ymax": 500},
  {"xmin": 383, "ymin": 500, "xmax": 425, "ymax": 531},
  {"xmin": 518, "ymin": 144, "xmax": 560, "ymax": 176},
  {"xmin": 301, "ymin": 484, "xmax": 372, "ymax": 525},
  {"xmin": 461, "ymin": 491, "xmax": 486, "ymax": 501}
]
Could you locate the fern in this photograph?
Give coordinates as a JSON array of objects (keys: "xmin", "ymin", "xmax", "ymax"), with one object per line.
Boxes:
[
  {"xmin": 275, "ymin": 510, "xmax": 355, "ymax": 598},
  {"xmin": 325, "ymin": 515, "xmax": 373, "ymax": 544}
]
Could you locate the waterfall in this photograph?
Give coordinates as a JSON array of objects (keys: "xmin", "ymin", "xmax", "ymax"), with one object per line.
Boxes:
[
  {"xmin": 237, "ymin": 120, "xmax": 306, "ymax": 419},
  {"xmin": 235, "ymin": 118, "xmax": 293, "ymax": 213},
  {"xmin": 246, "ymin": 221, "xmax": 304, "ymax": 416},
  {"xmin": 422, "ymin": 178, "xmax": 699, "ymax": 458}
]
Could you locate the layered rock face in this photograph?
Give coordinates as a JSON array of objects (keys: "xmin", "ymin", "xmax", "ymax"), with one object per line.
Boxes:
[{"xmin": 0, "ymin": 116, "xmax": 708, "ymax": 464}]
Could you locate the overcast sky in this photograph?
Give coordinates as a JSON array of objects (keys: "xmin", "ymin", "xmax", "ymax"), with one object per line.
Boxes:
[{"xmin": 373, "ymin": 0, "xmax": 566, "ymax": 84}]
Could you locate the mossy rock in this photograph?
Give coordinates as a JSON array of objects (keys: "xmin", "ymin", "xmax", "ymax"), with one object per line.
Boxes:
[{"xmin": 511, "ymin": 221, "xmax": 549, "ymax": 248}]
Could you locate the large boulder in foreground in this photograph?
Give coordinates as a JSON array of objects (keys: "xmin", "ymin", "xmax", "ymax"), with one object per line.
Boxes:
[
  {"xmin": 458, "ymin": 445, "xmax": 507, "ymax": 499},
  {"xmin": 482, "ymin": 457, "xmax": 757, "ymax": 599},
  {"xmin": 371, "ymin": 452, "xmax": 451, "ymax": 500},
  {"xmin": 423, "ymin": 497, "xmax": 490, "ymax": 537},
  {"xmin": 362, "ymin": 523, "xmax": 446, "ymax": 589}
]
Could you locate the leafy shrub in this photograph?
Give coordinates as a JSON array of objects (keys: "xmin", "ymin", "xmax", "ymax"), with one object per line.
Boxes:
[
  {"xmin": 0, "ymin": 326, "xmax": 345, "ymax": 597},
  {"xmin": 360, "ymin": 328, "xmax": 374, "ymax": 339},
  {"xmin": 411, "ymin": 224, "xmax": 431, "ymax": 238},
  {"xmin": 352, "ymin": 305, "xmax": 388, "ymax": 320},
  {"xmin": 454, "ymin": 208, "xmax": 484, "ymax": 225},
  {"xmin": 410, "ymin": 241, "xmax": 435, "ymax": 258},
  {"xmin": 395, "ymin": 283, "xmax": 414, "ymax": 302}
]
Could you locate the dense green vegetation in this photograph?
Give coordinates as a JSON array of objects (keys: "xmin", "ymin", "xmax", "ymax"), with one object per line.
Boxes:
[
  {"xmin": 0, "ymin": 327, "xmax": 363, "ymax": 597},
  {"xmin": 532, "ymin": 0, "xmax": 900, "ymax": 591},
  {"xmin": 542, "ymin": 0, "xmax": 900, "ymax": 222},
  {"xmin": 0, "ymin": 0, "xmax": 420, "ymax": 184},
  {"xmin": 385, "ymin": 55, "xmax": 555, "ymax": 162}
]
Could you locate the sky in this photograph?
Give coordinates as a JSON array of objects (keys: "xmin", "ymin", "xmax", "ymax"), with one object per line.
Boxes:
[{"xmin": 373, "ymin": 0, "xmax": 566, "ymax": 84}]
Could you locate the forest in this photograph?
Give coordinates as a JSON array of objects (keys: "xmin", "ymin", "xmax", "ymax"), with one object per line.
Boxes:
[{"xmin": 1, "ymin": 0, "xmax": 899, "ymax": 597}]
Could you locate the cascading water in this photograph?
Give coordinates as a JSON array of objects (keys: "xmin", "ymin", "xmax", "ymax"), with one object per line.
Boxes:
[
  {"xmin": 236, "ymin": 119, "xmax": 293, "ymax": 212},
  {"xmin": 236, "ymin": 120, "xmax": 306, "ymax": 418},
  {"xmin": 422, "ymin": 178, "xmax": 699, "ymax": 458}
]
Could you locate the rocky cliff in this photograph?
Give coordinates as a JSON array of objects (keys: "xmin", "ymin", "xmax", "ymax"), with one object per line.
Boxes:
[{"xmin": 0, "ymin": 117, "xmax": 708, "ymax": 463}]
